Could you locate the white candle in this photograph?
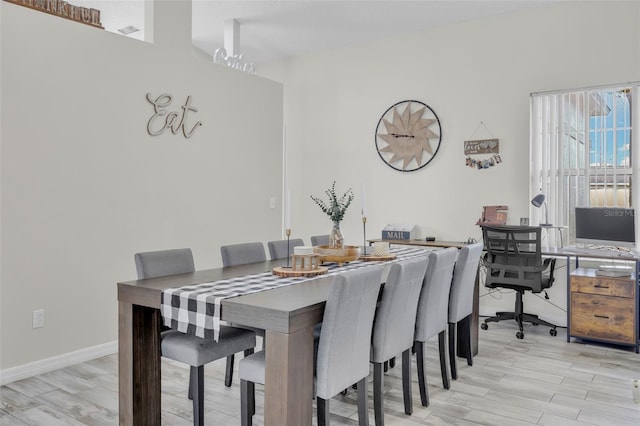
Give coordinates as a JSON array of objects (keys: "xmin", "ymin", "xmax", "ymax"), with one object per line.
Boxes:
[
  {"xmin": 285, "ymin": 190, "xmax": 291, "ymax": 229},
  {"xmin": 361, "ymin": 183, "xmax": 367, "ymax": 217}
]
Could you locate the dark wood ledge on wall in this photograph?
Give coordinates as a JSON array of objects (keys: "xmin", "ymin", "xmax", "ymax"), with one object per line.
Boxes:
[{"xmin": 4, "ymin": 0, "xmax": 104, "ymax": 29}]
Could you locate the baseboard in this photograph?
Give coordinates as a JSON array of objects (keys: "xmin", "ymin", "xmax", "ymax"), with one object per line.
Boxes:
[{"xmin": 0, "ymin": 340, "xmax": 117, "ymax": 386}]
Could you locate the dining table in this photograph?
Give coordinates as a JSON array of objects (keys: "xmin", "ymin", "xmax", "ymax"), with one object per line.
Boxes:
[{"xmin": 117, "ymin": 247, "xmax": 427, "ymax": 425}]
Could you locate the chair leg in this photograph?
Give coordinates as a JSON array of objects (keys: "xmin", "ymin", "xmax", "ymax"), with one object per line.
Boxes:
[
  {"xmin": 373, "ymin": 363, "xmax": 384, "ymax": 426},
  {"xmin": 317, "ymin": 397, "xmax": 329, "ymax": 426},
  {"xmin": 401, "ymin": 349, "xmax": 412, "ymax": 415},
  {"xmin": 438, "ymin": 330, "xmax": 450, "ymax": 390},
  {"xmin": 225, "ymin": 354, "xmax": 234, "ymax": 387},
  {"xmin": 190, "ymin": 365, "xmax": 204, "ymax": 426},
  {"xmin": 483, "ymin": 311, "xmax": 516, "ymax": 325},
  {"xmin": 462, "ymin": 316, "xmax": 473, "ymax": 366},
  {"xmin": 240, "ymin": 379, "xmax": 254, "ymax": 426},
  {"xmin": 448, "ymin": 322, "xmax": 458, "ymax": 380},
  {"xmin": 357, "ymin": 378, "xmax": 369, "ymax": 426},
  {"xmin": 522, "ymin": 312, "xmax": 557, "ymax": 329},
  {"xmin": 415, "ymin": 341, "xmax": 429, "ymax": 407}
]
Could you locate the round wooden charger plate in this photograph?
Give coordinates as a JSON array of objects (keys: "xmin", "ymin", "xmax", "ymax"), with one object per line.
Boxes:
[
  {"xmin": 272, "ymin": 266, "xmax": 328, "ymax": 277},
  {"xmin": 359, "ymin": 254, "xmax": 397, "ymax": 262}
]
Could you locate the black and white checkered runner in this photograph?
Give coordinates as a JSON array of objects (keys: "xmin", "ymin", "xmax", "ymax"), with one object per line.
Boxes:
[{"xmin": 161, "ymin": 247, "xmax": 428, "ymax": 340}]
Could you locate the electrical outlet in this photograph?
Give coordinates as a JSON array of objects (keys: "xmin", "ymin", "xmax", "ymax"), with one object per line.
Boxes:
[
  {"xmin": 33, "ymin": 309, "xmax": 44, "ymax": 329},
  {"xmin": 269, "ymin": 196, "xmax": 276, "ymax": 209}
]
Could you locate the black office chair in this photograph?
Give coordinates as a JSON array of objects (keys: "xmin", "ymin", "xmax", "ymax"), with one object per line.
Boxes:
[{"xmin": 480, "ymin": 225, "xmax": 558, "ymax": 339}]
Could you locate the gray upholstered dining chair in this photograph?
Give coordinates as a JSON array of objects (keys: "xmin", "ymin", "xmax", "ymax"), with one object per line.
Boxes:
[
  {"xmin": 371, "ymin": 257, "xmax": 429, "ymax": 426},
  {"xmin": 238, "ymin": 265, "xmax": 385, "ymax": 426},
  {"xmin": 414, "ymin": 247, "xmax": 458, "ymax": 407},
  {"xmin": 220, "ymin": 242, "xmax": 268, "ymax": 350},
  {"xmin": 447, "ymin": 242, "xmax": 483, "ymax": 380},
  {"xmin": 310, "ymin": 234, "xmax": 330, "ymax": 246},
  {"xmin": 135, "ymin": 248, "xmax": 256, "ymax": 426},
  {"xmin": 221, "ymin": 242, "xmax": 267, "ymax": 267},
  {"xmin": 267, "ymin": 238, "xmax": 305, "ymax": 260}
]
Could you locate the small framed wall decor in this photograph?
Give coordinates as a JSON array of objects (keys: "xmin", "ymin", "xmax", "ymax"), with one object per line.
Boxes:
[{"xmin": 464, "ymin": 122, "xmax": 501, "ymax": 170}]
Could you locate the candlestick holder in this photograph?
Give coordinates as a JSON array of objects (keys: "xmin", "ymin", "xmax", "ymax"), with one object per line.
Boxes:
[
  {"xmin": 285, "ymin": 228, "xmax": 292, "ymax": 268},
  {"xmin": 362, "ymin": 216, "xmax": 368, "ymax": 255}
]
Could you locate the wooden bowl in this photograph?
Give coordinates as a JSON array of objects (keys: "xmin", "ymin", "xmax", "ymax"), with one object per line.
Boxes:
[{"xmin": 313, "ymin": 245, "xmax": 361, "ymax": 265}]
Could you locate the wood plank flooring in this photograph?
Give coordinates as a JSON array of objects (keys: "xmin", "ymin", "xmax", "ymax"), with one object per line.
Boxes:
[{"xmin": 1, "ymin": 323, "xmax": 639, "ymax": 425}]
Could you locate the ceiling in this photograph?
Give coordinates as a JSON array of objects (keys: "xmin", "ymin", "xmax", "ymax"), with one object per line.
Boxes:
[{"xmin": 74, "ymin": 1, "xmax": 554, "ymax": 65}]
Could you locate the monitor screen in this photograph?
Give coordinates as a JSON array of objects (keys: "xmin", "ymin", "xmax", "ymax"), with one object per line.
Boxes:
[{"xmin": 575, "ymin": 207, "xmax": 636, "ymax": 248}]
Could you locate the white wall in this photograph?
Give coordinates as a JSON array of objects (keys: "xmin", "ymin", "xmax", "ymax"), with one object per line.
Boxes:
[
  {"xmin": 261, "ymin": 1, "xmax": 640, "ymax": 327},
  {"xmin": 0, "ymin": 1, "xmax": 283, "ymax": 372}
]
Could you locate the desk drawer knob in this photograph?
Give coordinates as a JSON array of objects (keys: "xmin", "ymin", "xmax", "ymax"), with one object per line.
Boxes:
[
  {"xmin": 594, "ymin": 314, "xmax": 610, "ymax": 319},
  {"xmin": 594, "ymin": 285, "xmax": 610, "ymax": 289}
]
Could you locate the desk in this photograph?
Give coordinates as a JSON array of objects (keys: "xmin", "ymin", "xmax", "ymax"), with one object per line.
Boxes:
[
  {"xmin": 368, "ymin": 238, "xmax": 468, "ymax": 250},
  {"xmin": 368, "ymin": 239, "xmax": 478, "ymax": 358},
  {"xmin": 553, "ymin": 247, "xmax": 640, "ymax": 353},
  {"xmin": 118, "ymin": 252, "xmax": 423, "ymax": 425}
]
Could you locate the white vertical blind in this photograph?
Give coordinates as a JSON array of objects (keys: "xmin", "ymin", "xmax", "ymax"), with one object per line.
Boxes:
[
  {"xmin": 632, "ymin": 85, "xmax": 640, "ymax": 251},
  {"xmin": 530, "ymin": 94, "xmax": 561, "ymax": 246},
  {"xmin": 530, "ymin": 83, "xmax": 639, "ymax": 248}
]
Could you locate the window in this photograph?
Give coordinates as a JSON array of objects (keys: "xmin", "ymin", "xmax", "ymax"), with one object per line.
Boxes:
[{"xmin": 530, "ymin": 83, "xmax": 640, "ymax": 247}]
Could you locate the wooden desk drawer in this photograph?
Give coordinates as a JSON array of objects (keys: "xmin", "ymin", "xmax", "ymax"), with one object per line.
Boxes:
[
  {"xmin": 570, "ymin": 274, "xmax": 635, "ymax": 298},
  {"xmin": 570, "ymin": 293, "xmax": 636, "ymax": 344}
]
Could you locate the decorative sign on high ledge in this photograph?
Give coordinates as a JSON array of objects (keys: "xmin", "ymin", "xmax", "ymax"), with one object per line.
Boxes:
[
  {"xmin": 4, "ymin": 0, "xmax": 103, "ymax": 29},
  {"xmin": 213, "ymin": 48, "xmax": 257, "ymax": 75}
]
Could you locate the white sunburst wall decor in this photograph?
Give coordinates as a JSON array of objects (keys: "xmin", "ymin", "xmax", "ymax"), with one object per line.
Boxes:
[{"xmin": 375, "ymin": 100, "xmax": 442, "ymax": 172}]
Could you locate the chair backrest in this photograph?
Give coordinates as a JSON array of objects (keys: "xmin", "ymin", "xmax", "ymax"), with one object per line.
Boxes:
[
  {"xmin": 316, "ymin": 265, "xmax": 384, "ymax": 400},
  {"xmin": 134, "ymin": 248, "xmax": 195, "ymax": 279},
  {"xmin": 415, "ymin": 247, "xmax": 458, "ymax": 342},
  {"xmin": 371, "ymin": 257, "xmax": 429, "ymax": 364},
  {"xmin": 310, "ymin": 234, "xmax": 330, "ymax": 246},
  {"xmin": 482, "ymin": 225, "xmax": 547, "ymax": 292},
  {"xmin": 220, "ymin": 242, "xmax": 266, "ymax": 267},
  {"xmin": 448, "ymin": 243, "xmax": 484, "ymax": 323},
  {"xmin": 267, "ymin": 238, "xmax": 305, "ymax": 260}
]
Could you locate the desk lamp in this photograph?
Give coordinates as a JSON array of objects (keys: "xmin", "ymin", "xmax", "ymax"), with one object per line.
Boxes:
[{"xmin": 531, "ymin": 193, "xmax": 552, "ymax": 226}]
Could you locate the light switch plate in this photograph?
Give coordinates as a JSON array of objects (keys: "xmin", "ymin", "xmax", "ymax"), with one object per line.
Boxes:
[{"xmin": 33, "ymin": 309, "xmax": 44, "ymax": 328}]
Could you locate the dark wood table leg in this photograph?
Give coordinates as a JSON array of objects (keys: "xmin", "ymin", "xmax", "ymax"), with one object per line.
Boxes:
[
  {"xmin": 264, "ymin": 326, "xmax": 313, "ymax": 426},
  {"xmin": 119, "ymin": 303, "xmax": 162, "ymax": 426},
  {"xmin": 118, "ymin": 302, "xmax": 133, "ymax": 425}
]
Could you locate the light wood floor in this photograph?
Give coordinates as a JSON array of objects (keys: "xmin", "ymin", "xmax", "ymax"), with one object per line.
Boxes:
[{"xmin": 1, "ymin": 323, "xmax": 639, "ymax": 425}]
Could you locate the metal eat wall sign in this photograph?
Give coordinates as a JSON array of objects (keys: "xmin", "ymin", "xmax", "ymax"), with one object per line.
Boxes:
[{"xmin": 145, "ymin": 93, "xmax": 203, "ymax": 139}]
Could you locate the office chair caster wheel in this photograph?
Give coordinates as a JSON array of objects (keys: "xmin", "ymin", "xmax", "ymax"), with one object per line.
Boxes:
[
  {"xmin": 516, "ymin": 331, "xmax": 524, "ymax": 339},
  {"xmin": 481, "ymin": 323, "xmax": 488, "ymax": 330},
  {"xmin": 550, "ymin": 328, "xmax": 557, "ymax": 336}
]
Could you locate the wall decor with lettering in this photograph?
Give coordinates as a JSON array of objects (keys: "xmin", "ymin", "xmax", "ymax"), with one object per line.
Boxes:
[
  {"xmin": 5, "ymin": 0, "xmax": 103, "ymax": 29},
  {"xmin": 146, "ymin": 93, "xmax": 203, "ymax": 139},
  {"xmin": 463, "ymin": 122, "xmax": 501, "ymax": 170}
]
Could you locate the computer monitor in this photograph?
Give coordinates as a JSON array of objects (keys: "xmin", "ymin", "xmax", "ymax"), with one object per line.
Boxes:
[{"xmin": 574, "ymin": 207, "xmax": 636, "ymax": 248}]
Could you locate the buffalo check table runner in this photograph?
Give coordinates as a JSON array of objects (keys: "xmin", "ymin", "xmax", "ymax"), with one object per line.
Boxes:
[{"xmin": 161, "ymin": 247, "xmax": 428, "ymax": 340}]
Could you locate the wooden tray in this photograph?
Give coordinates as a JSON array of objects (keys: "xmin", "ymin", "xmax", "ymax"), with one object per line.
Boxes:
[
  {"xmin": 272, "ymin": 266, "xmax": 328, "ymax": 277},
  {"xmin": 359, "ymin": 254, "xmax": 397, "ymax": 262},
  {"xmin": 313, "ymin": 245, "xmax": 361, "ymax": 266}
]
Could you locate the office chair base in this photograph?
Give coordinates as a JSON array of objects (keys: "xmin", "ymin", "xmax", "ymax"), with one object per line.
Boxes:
[{"xmin": 481, "ymin": 310, "xmax": 558, "ymax": 339}]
